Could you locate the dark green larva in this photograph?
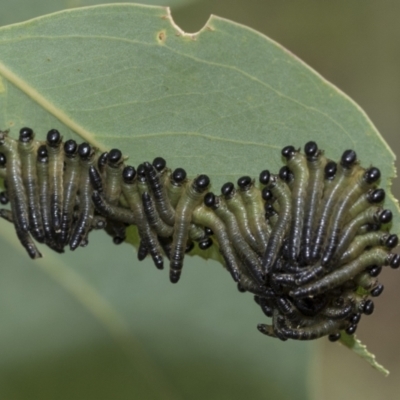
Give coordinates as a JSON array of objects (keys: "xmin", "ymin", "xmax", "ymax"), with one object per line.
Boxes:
[{"xmin": 0, "ymin": 128, "xmax": 398, "ymax": 343}]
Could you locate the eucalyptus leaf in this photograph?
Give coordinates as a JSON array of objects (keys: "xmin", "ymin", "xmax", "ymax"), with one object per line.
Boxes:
[
  {"xmin": 0, "ymin": 3, "xmax": 396, "ymax": 398},
  {"xmin": 0, "ymin": 4, "xmax": 397, "ymax": 232}
]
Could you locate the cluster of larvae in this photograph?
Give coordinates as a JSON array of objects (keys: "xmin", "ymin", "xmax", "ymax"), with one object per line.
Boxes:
[{"xmin": 0, "ymin": 128, "xmax": 398, "ymax": 342}]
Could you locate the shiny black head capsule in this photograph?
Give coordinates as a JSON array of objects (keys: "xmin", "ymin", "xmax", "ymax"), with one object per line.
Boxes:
[
  {"xmin": 304, "ymin": 141, "xmax": 318, "ymax": 159},
  {"xmin": 198, "ymin": 238, "xmax": 213, "ymax": 250},
  {"xmin": 281, "ymin": 145, "xmax": 296, "ymax": 160},
  {"xmin": 152, "ymin": 157, "xmax": 166, "ymax": 172},
  {"xmin": 19, "ymin": 127, "xmax": 34, "ymax": 143},
  {"xmin": 368, "ymin": 265, "xmax": 382, "ymax": 277},
  {"xmin": 259, "ymin": 170, "xmax": 270, "ymax": 185},
  {"xmin": 194, "ymin": 175, "xmax": 210, "ymax": 192},
  {"xmin": 237, "ymin": 176, "xmax": 252, "ymax": 190},
  {"xmin": 64, "ymin": 139, "xmax": 78, "ymax": 157},
  {"xmin": 389, "ymin": 253, "xmax": 400, "ymax": 269},
  {"xmin": 328, "ymin": 332, "xmax": 341, "ymax": 342},
  {"xmin": 341, "ymin": 149, "xmax": 357, "ymax": 168},
  {"xmin": 368, "ymin": 188, "xmax": 385, "ymax": 204},
  {"xmin": 379, "ymin": 209, "xmax": 392, "ymax": 224},
  {"xmin": 350, "ymin": 313, "xmax": 361, "ymax": 324},
  {"xmin": 205, "ymin": 227, "xmax": 213, "ymax": 236},
  {"xmin": 262, "ymin": 187, "xmax": 273, "ymax": 202},
  {"xmin": 362, "ymin": 300, "xmax": 374, "ymax": 315},
  {"xmin": 324, "ymin": 161, "xmax": 337, "ymax": 180},
  {"xmin": 385, "ymin": 234, "xmax": 398, "ymax": 249},
  {"xmin": 364, "ymin": 167, "xmax": 381, "ymax": 184},
  {"xmin": 137, "ymin": 164, "xmax": 146, "ymax": 182},
  {"xmin": 46, "ymin": 129, "xmax": 62, "ymax": 147},
  {"xmin": 172, "ymin": 168, "xmax": 186, "ymax": 184},
  {"xmin": 107, "ymin": 149, "xmax": 122, "ymax": 166},
  {"xmin": 221, "ymin": 182, "xmax": 235, "ymax": 198},
  {"xmin": 345, "ymin": 324, "xmax": 357, "ymax": 335},
  {"xmin": 371, "ymin": 284, "xmax": 384, "ymax": 297},
  {"xmin": 122, "ymin": 166, "xmax": 136, "ymax": 183},
  {"xmin": 37, "ymin": 145, "xmax": 48, "ymax": 162},
  {"xmin": 279, "ymin": 166, "xmax": 292, "ymax": 182},
  {"xmin": 78, "ymin": 142, "xmax": 91, "ymax": 159},
  {"xmin": 204, "ymin": 192, "xmax": 216, "ymax": 208}
]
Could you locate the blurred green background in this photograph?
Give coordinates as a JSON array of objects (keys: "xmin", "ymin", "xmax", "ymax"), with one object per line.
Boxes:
[{"xmin": 0, "ymin": 0, "xmax": 399, "ymax": 399}]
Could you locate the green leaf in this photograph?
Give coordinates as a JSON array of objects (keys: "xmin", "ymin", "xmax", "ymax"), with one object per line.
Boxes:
[
  {"xmin": 0, "ymin": 3, "xmax": 396, "ymax": 398},
  {"xmin": 339, "ymin": 333, "xmax": 389, "ymax": 376},
  {"xmin": 0, "ymin": 3, "xmax": 397, "ymax": 233}
]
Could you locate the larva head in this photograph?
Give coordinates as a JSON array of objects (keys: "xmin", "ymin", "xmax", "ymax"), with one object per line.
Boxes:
[
  {"xmin": 304, "ymin": 141, "xmax": 319, "ymax": 160},
  {"xmin": 384, "ymin": 234, "xmax": 398, "ymax": 249},
  {"xmin": 237, "ymin": 176, "xmax": 252, "ymax": 191},
  {"xmin": 261, "ymin": 187, "xmax": 273, "ymax": 202},
  {"xmin": 46, "ymin": 129, "xmax": 62, "ymax": 148},
  {"xmin": 221, "ymin": 182, "xmax": 235, "ymax": 199},
  {"xmin": 137, "ymin": 164, "xmax": 146, "ymax": 183},
  {"xmin": 350, "ymin": 313, "xmax": 361, "ymax": 324},
  {"xmin": 368, "ymin": 188, "xmax": 385, "ymax": 204},
  {"xmin": 259, "ymin": 170, "xmax": 270, "ymax": 185},
  {"xmin": 107, "ymin": 149, "xmax": 123, "ymax": 167},
  {"xmin": 122, "ymin": 165, "xmax": 136, "ymax": 184},
  {"xmin": 193, "ymin": 174, "xmax": 210, "ymax": 193},
  {"xmin": 364, "ymin": 167, "xmax": 381, "ymax": 184},
  {"xmin": 368, "ymin": 265, "xmax": 382, "ymax": 277},
  {"xmin": 37, "ymin": 145, "xmax": 48, "ymax": 163},
  {"xmin": 328, "ymin": 333, "xmax": 341, "ymax": 342},
  {"xmin": 171, "ymin": 168, "xmax": 187, "ymax": 185},
  {"xmin": 64, "ymin": 139, "xmax": 78, "ymax": 158},
  {"xmin": 324, "ymin": 161, "xmax": 337, "ymax": 180},
  {"xmin": 279, "ymin": 166, "xmax": 293, "ymax": 183},
  {"xmin": 199, "ymin": 238, "xmax": 213, "ymax": 250},
  {"xmin": 281, "ymin": 145, "xmax": 296, "ymax": 160},
  {"xmin": 371, "ymin": 284, "xmax": 384, "ymax": 297},
  {"xmin": 78, "ymin": 142, "xmax": 92, "ymax": 160},
  {"xmin": 362, "ymin": 300, "xmax": 374, "ymax": 315},
  {"xmin": 345, "ymin": 324, "xmax": 357, "ymax": 335},
  {"xmin": 340, "ymin": 149, "xmax": 357, "ymax": 169},
  {"xmin": 0, "ymin": 152, "xmax": 6, "ymax": 167},
  {"xmin": 19, "ymin": 127, "xmax": 34, "ymax": 143},
  {"xmin": 379, "ymin": 209, "xmax": 393, "ymax": 224},
  {"xmin": 204, "ymin": 192, "xmax": 217, "ymax": 208},
  {"xmin": 152, "ymin": 157, "xmax": 166, "ymax": 172},
  {"xmin": 205, "ymin": 227, "xmax": 213, "ymax": 236},
  {"xmin": 389, "ymin": 253, "xmax": 400, "ymax": 269}
]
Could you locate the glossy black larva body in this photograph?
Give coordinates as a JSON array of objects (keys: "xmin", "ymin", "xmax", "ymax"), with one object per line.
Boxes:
[{"xmin": 0, "ymin": 128, "xmax": 398, "ymax": 343}]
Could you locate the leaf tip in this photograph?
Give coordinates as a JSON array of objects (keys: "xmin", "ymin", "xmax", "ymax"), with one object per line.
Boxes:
[{"xmin": 339, "ymin": 333, "xmax": 390, "ymax": 376}]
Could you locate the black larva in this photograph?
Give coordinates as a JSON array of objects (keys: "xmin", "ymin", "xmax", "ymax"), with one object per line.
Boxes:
[{"xmin": 0, "ymin": 127, "xmax": 398, "ymax": 343}]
